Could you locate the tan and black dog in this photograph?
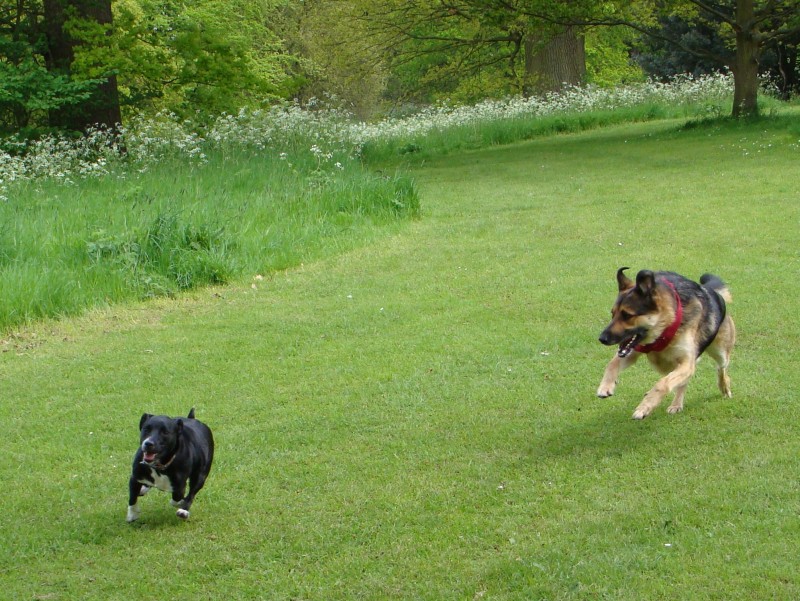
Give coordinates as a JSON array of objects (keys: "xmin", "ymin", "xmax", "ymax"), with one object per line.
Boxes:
[{"xmin": 597, "ymin": 267, "xmax": 735, "ymax": 419}]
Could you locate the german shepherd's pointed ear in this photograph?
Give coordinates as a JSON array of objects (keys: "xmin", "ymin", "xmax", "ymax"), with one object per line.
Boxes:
[
  {"xmin": 635, "ymin": 270, "xmax": 656, "ymax": 296},
  {"xmin": 616, "ymin": 267, "xmax": 633, "ymax": 292}
]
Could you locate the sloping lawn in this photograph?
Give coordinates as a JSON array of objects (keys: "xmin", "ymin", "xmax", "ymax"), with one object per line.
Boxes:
[{"xmin": 1, "ymin": 116, "xmax": 799, "ymax": 600}]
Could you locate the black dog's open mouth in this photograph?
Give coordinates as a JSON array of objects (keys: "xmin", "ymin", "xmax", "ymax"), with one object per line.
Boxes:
[
  {"xmin": 142, "ymin": 452, "xmax": 158, "ymax": 464},
  {"xmin": 618, "ymin": 334, "xmax": 641, "ymax": 358}
]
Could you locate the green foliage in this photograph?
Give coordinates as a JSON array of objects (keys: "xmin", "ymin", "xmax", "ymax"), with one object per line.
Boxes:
[
  {"xmin": 585, "ymin": 26, "xmax": 645, "ymax": 87},
  {"xmin": 0, "ymin": 0, "xmax": 311, "ymax": 129},
  {"xmin": 0, "ymin": 29, "xmax": 103, "ymax": 132},
  {"xmin": 289, "ymin": 1, "xmax": 388, "ymax": 119},
  {"xmin": 106, "ymin": 0, "xmax": 280, "ymax": 118},
  {"xmin": 369, "ymin": 1, "xmax": 526, "ymax": 106}
]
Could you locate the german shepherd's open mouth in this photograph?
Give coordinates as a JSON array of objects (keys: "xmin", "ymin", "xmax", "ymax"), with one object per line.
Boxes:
[{"xmin": 617, "ymin": 334, "xmax": 641, "ymax": 358}]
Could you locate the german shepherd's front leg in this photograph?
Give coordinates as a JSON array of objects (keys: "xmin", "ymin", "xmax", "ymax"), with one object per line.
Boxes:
[
  {"xmin": 597, "ymin": 352, "xmax": 639, "ymax": 398},
  {"xmin": 633, "ymin": 359, "xmax": 696, "ymax": 419}
]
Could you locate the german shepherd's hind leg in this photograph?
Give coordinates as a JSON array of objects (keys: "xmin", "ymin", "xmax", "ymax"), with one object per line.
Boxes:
[
  {"xmin": 711, "ymin": 350, "xmax": 733, "ymax": 399},
  {"xmin": 597, "ymin": 352, "xmax": 639, "ymax": 398},
  {"xmin": 707, "ymin": 315, "xmax": 735, "ymax": 398}
]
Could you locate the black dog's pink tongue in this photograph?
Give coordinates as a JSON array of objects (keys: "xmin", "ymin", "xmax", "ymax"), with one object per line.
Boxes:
[{"xmin": 143, "ymin": 452, "xmax": 157, "ymax": 462}]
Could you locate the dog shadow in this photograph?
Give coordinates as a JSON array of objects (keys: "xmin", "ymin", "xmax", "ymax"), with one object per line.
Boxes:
[
  {"xmin": 124, "ymin": 511, "xmax": 190, "ymax": 530},
  {"xmin": 527, "ymin": 394, "xmax": 721, "ymax": 462}
]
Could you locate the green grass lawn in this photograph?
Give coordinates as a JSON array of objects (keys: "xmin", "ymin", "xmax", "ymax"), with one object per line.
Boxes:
[{"xmin": 2, "ymin": 115, "xmax": 800, "ymax": 600}]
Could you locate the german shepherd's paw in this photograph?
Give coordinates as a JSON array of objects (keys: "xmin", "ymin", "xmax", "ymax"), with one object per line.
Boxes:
[{"xmin": 596, "ymin": 384, "xmax": 615, "ymax": 398}]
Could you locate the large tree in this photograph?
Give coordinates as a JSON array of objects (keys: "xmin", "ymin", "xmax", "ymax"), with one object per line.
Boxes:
[
  {"xmin": 523, "ymin": 26, "xmax": 585, "ymax": 95},
  {"xmin": 547, "ymin": 0, "xmax": 800, "ymax": 117},
  {"xmin": 0, "ymin": 0, "xmax": 304, "ymax": 131},
  {"xmin": 648, "ymin": 0, "xmax": 800, "ymax": 117},
  {"xmin": 353, "ymin": 1, "xmax": 588, "ymax": 103},
  {"xmin": 0, "ymin": 0, "xmax": 104, "ymax": 131},
  {"xmin": 43, "ymin": 0, "xmax": 121, "ymax": 130}
]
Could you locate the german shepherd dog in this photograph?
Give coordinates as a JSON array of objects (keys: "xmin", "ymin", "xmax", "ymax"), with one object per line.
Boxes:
[{"xmin": 597, "ymin": 268, "xmax": 735, "ymax": 419}]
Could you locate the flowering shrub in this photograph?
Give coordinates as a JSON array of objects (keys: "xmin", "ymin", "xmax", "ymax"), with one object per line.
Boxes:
[
  {"xmin": 348, "ymin": 73, "xmax": 734, "ymax": 144},
  {"xmin": 0, "ymin": 73, "xmax": 736, "ymax": 201}
]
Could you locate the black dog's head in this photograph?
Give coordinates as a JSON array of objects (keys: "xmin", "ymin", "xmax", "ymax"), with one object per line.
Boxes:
[
  {"xmin": 138, "ymin": 413, "xmax": 183, "ymax": 466},
  {"xmin": 598, "ymin": 267, "xmax": 663, "ymax": 357}
]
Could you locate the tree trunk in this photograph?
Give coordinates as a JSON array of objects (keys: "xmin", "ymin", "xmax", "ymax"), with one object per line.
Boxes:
[
  {"xmin": 731, "ymin": 0, "xmax": 760, "ymax": 118},
  {"xmin": 775, "ymin": 42, "xmax": 797, "ymax": 99},
  {"xmin": 523, "ymin": 27, "xmax": 586, "ymax": 96},
  {"xmin": 43, "ymin": 0, "xmax": 122, "ymax": 131}
]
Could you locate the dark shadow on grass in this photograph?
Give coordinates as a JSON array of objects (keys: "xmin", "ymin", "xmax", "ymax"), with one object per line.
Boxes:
[
  {"xmin": 528, "ymin": 391, "xmax": 727, "ymax": 461},
  {"xmin": 124, "ymin": 512, "xmax": 191, "ymax": 530},
  {"xmin": 681, "ymin": 111, "xmax": 800, "ymax": 133},
  {"xmin": 60, "ymin": 503, "xmax": 190, "ymax": 550}
]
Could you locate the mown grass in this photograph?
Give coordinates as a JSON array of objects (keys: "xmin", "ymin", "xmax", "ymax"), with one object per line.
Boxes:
[
  {"xmin": 1, "ymin": 113, "xmax": 799, "ymax": 599},
  {"xmin": 0, "ymin": 151, "xmax": 418, "ymax": 331}
]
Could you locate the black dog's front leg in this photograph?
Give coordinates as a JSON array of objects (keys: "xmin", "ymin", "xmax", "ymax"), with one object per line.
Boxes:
[
  {"xmin": 127, "ymin": 476, "xmax": 145, "ymax": 522},
  {"xmin": 169, "ymin": 480, "xmax": 190, "ymax": 519},
  {"xmin": 174, "ymin": 472, "xmax": 210, "ymax": 520}
]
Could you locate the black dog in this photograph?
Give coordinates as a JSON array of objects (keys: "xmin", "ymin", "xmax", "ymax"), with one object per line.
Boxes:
[{"xmin": 127, "ymin": 408, "xmax": 214, "ymax": 522}]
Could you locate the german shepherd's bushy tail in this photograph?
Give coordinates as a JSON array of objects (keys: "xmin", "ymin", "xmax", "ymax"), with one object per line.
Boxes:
[{"xmin": 700, "ymin": 273, "xmax": 732, "ymax": 303}]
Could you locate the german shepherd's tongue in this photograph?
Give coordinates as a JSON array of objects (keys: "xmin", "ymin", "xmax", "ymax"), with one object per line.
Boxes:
[{"xmin": 618, "ymin": 334, "xmax": 641, "ymax": 358}]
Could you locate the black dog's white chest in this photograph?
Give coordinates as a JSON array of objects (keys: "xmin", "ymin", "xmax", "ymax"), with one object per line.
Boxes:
[{"xmin": 138, "ymin": 465, "xmax": 173, "ymax": 493}]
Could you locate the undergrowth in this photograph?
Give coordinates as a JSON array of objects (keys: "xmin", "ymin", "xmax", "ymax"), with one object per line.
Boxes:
[{"xmin": 0, "ymin": 152, "xmax": 418, "ymax": 331}]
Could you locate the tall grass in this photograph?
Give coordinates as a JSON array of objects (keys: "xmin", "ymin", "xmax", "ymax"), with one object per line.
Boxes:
[
  {"xmin": 0, "ymin": 151, "xmax": 418, "ymax": 330},
  {"xmin": 0, "ymin": 73, "xmax": 739, "ymax": 195},
  {"xmin": 354, "ymin": 72, "xmax": 738, "ymax": 161},
  {"xmin": 0, "ymin": 71, "xmax": 771, "ymax": 332}
]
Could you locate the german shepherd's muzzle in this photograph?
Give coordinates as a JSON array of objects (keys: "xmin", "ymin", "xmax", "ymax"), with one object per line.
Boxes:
[{"xmin": 597, "ymin": 268, "xmax": 735, "ymax": 419}]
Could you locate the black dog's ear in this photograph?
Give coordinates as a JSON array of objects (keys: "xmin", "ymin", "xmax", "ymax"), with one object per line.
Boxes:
[
  {"xmin": 635, "ymin": 270, "xmax": 656, "ymax": 295},
  {"xmin": 616, "ymin": 267, "xmax": 633, "ymax": 292},
  {"xmin": 176, "ymin": 418, "xmax": 184, "ymax": 435},
  {"xmin": 139, "ymin": 413, "xmax": 152, "ymax": 430},
  {"xmin": 187, "ymin": 408, "xmax": 195, "ymax": 419}
]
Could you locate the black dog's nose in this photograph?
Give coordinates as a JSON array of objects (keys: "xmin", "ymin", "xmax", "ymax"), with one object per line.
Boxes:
[{"xmin": 142, "ymin": 439, "xmax": 155, "ymax": 451}]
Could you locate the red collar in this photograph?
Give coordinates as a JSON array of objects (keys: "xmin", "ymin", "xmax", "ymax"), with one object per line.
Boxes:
[{"xmin": 635, "ymin": 281, "xmax": 683, "ymax": 353}]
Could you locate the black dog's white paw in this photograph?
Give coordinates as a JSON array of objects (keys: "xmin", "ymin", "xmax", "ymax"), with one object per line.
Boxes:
[{"xmin": 176, "ymin": 509, "xmax": 190, "ymax": 520}]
